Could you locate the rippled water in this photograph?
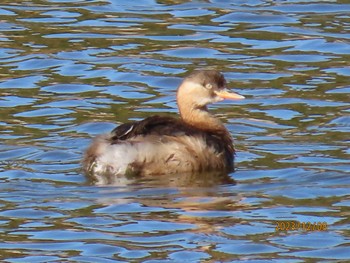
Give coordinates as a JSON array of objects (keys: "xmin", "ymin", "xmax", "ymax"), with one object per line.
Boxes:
[{"xmin": 0, "ymin": 0, "xmax": 349, "ymax": 262}]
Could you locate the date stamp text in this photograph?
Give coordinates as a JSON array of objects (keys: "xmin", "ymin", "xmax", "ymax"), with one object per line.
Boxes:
[{"xmin": 275, "ymin": 221, "xmax": 328, "ymax": 232}]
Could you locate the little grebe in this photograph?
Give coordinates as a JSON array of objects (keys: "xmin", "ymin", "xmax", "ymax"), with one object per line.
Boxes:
[{"xmin": 83, "ymin": 70, "xmax": 244, "ymax": 179}]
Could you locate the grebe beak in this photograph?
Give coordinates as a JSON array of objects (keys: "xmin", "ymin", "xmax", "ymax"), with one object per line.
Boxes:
[{"xmin": 214, "ymin": 89, "xmax": 245, "ymax": 100}]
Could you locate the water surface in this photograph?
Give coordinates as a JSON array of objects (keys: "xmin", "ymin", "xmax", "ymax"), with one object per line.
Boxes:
[{"xmin": 0, "ymin": 0, "xmax": 349, "ymax": 262}]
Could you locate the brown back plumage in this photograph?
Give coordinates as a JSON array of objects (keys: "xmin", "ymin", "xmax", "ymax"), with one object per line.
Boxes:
[{"xmin": 110, "ymin": 115, "xmax": 235, "ymax": 171}]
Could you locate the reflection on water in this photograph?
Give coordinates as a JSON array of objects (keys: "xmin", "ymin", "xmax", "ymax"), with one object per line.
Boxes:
[{"xmin": 0, "ymin": 0, "xmax": 349, "ymax": 262}]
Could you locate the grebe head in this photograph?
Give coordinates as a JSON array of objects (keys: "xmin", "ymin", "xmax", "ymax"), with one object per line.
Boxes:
[{"xmin": 177, "ymin": 70, "xmax": 245, "ymax": 112}]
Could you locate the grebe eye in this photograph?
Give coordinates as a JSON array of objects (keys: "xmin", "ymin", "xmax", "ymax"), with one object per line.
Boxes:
[{"xmin": 205, "ymin": 83, "xmax": 212, "ymax": 90}]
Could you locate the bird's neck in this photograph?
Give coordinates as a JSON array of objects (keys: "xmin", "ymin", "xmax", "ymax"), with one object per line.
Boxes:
[
  {"xmin": 178, "ymin": 101, "xmax": 235, "ymax": 160},
  {"xmin": 179, "ymin": 104, "xmax": 226, "ymax": 133}
]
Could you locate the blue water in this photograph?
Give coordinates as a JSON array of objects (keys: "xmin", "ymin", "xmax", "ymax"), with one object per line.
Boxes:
[{"xmin": 0, "ymin": 0, "xmax": 349, "ymax": 262}]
